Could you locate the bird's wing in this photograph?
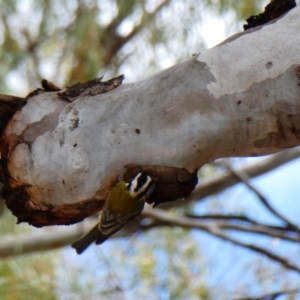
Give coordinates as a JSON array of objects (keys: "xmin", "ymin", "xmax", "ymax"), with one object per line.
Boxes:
[{"xmin": 95, "ymin": 207, "xmax": 142, "ymax": 244}]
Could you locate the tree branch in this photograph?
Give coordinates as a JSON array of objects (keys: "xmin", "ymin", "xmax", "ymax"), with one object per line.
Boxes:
[
  {"xmin": 180, "ymin": 216, "xmax": 300, "ymax": 242},
  {"xmin": 223, "ymin": 160, "xmax": 300, "ymax": 232},
  {"xmin": 234, "ymin": 288, "xmax": 300, "ymax": 300},
  {"xmin": 185, "ymin": 213, "xmax": 297, "ymax": 232},
  {"xmin": 0, "ymin": 221, "xmax": 93, "ymax": 258},
  {"xmin": 142, "ymin": 208, "xmax": 300, "ymax": 273}
]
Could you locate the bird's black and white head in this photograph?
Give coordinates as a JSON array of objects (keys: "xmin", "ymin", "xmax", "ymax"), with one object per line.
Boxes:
[{"xmin": 127, "ymin": 173, "xmax": 155, "ymax": 199}]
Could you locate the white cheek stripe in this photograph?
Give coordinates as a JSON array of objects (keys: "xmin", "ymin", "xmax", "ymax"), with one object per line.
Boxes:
[
  {"xmin": 129, "ymin": 174, "xmax": 152, "ymax": 198},
  {"xmin": 130, "ymin": 173, "xmax": 140, "ymax": 193}
]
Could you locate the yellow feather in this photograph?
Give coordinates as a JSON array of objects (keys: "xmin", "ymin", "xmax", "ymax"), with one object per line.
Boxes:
[{"xmin": 105, "ymin": 181, "xmax": 145, "ymax": 214}]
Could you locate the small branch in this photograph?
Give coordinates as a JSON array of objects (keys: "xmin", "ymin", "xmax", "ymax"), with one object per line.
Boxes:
[
  {"xmin": 121, "ymin": 212, "xmax": 299, "ymax": 243},
  {"xmin": 142, "ymin": 212, "xmax": 300, "ymax": 242},
  {"xmin": 199, "ymin": 222, "xmax": 299, "ymax": 242},
  {"xmin": 0, "ymin": 221, "xmax": 94, "ymax": 258},
  {"xmin": 223, "ymin": 160, "xmax": 300, "ymax": 232},
  {"xmin": 0, "ymin": 94, "xmax": 26, "ymax": 136},
  {"xmin": 212, "ymin": 230, "xmax": 300, "ymax": 273},
  {"xmin": 142, "ymin": 220, "xmax": 300, "ymax": 242},
  {"xmin": 234, "ymin": 288, "xmax": 300, "ymax": 300},
  {"xmin": 185, "ymin": 213, "xmax": 297, "ymax": 232},
  {"xmin": 186, "ymin": 213, "xmax": 256, "ymax": 221},
  {"xmin": 142, "ymin": 208, "xmax": 300, "ymax": 273}
]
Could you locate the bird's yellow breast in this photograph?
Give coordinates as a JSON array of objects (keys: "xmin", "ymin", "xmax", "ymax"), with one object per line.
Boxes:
[{"xmin": 106, "ymin": 181, "xmax": 145, "ymax": 214}]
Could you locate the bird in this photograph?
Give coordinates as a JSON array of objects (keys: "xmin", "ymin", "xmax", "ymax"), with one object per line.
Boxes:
[{"xmin": 72, "ymin": 172, "xmax": 155, "ymax": 254}]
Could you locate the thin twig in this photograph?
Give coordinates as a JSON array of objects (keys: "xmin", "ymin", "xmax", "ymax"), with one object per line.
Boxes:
[
  {"xmin": 185, "ymin": 213, "xmax": 297, "ymax": 232},
  {"xmin": 210, "ymin": 229, "xmax": 300, "ymax": 273},
  {"xmin": 142, "ymin": 208, "xmax": 300, "ymax": 273},
  {"xmin": 202, "ymin": 222, "xmax": 299, "ymax": 242},
  {"xmin": 234, "ymin": 288, "xmax": 300, "ymax": 300},
  {"xmin": 142, "ymin": 213, "xmax": 300, "ymax": 242},
  {"xmin": 222, "ymin": 160, "xmax": 300, "ymax": 233}
]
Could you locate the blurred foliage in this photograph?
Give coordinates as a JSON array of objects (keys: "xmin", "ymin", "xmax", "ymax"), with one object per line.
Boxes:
[
  {"xmin": 55, "ymin": 228, "xmax": 210, "ymax": 299},
  {"xmin": 204, "ymin": 0, "xmax": 264, "ymax": 19},
  {"xmin": 0, "ymin": 254, "xmax": 57, "ymax": 300},
  {"xmin": 0, "ymin": 208, "xmax": 57, "ymax": 300},
  {"xmin": 0, "ymin": 0, "xmax": 264, "ymax": 95},
  {"xmin": 0, "ymin": 207, "xmax": 30, "ymax": 236}
]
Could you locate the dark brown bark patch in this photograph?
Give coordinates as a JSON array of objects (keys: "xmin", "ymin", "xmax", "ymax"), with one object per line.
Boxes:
[
  {"xmin": 0, "ymin": 95, "xmax": 26, "ymax": 136},
  {"xmin": 123, "ymin": 164, "xmax": 198, "ymax": 207},
  {"xmin": 41, "ymin": 79, "xmax": 61, "ymax": 91},
  {"xmin": 58, "ymin": 75, "xmax": 124, "ymax": 102},
  {"xmin": 244, "ymin": 0, "xmax": 296, "ymax": 30},
  {"xmin": 5, "ymin": 185, "xmax": 105, "ymax": 227}
]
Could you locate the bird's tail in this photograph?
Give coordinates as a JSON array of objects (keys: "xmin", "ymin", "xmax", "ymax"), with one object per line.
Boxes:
[
  {"xmin": 71, "ymin": 224, "xmax": 99, "ymax": 254},
  {"xmin": 95, "ymin": 231, "xmax": 111, "ymax": 245}
]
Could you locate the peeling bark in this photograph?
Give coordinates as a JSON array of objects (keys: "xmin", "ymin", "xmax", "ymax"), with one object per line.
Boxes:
[{"xmin": 1, "ymin": 6, "xmax": 300, "ymax": 227}]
